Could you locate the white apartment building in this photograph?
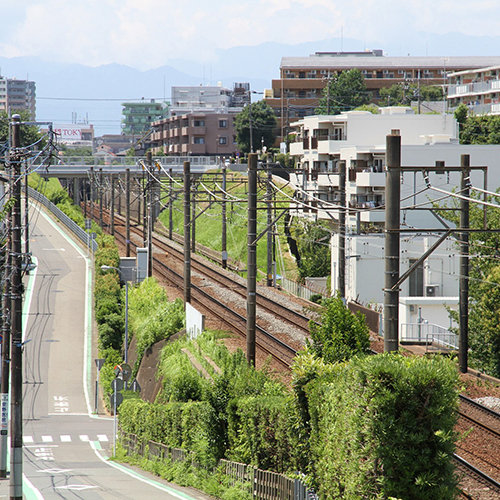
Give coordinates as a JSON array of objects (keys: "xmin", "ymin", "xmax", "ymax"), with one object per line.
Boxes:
[
  {"xmin": 447, "ymin": 65, "xmax": 500, "ymax": 116},
  {"xmin": 288, "ymin": 107, "xmax": 500, "ymax": 344},
  {"xmin": 0, "ymin": 76, "xmax": 36, "ymax": 119}
]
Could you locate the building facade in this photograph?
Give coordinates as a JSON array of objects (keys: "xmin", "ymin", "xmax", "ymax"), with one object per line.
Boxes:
[
  {"xmin": 0, "ymin": 76, "xmax": 36, "ymax": 119},
  {"xmin": 121, "ymin": 99, "xmax": 169, "ymax": 136},
  {"xmin": 151, "ymin": 83, "xmax": 250, "ymax": 156},
  {"xmin": 265, "ymin": 51, "xmax": 500, "ymax": 143},
  {"xmin": 447, "ymin": 65, "xmax": 500, "ymax": 115},
  {"xmin": 287, "ymin": 107, "xmax": 500, "ymax": 342},
  {"xmin": 152, "ymin": 112, "xmax": 239, "ymax": 156}
]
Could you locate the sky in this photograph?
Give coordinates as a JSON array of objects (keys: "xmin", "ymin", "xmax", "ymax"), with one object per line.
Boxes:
[{"xmin": 1, "ymin": 0, "xmax": 500, "ymax": 71}]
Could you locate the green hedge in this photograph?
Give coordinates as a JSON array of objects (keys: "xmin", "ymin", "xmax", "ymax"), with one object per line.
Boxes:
[
  {"xmin": 307, "ymin": 354, "xmax": 459, "ymax": 499},
  {"xmin": 118, "ymin": 399, "xmax": 215, "ymax": 465}
]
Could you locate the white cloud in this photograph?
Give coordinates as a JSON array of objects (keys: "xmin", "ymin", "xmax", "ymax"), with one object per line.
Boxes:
[{"xmin": 2, "ymin": 0, "xmax": 500, "ymax": 69}]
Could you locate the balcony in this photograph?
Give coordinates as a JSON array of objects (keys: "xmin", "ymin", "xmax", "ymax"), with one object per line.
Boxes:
[
  {"xmin": 448, "ymin": 79, "xmax": 499, "ymax": 98},
  {"xmin": 356, "ymin": 171, "xmax": 386, "ymax": 187}
]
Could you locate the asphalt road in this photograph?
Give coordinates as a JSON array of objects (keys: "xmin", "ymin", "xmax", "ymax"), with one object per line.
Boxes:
[{"xmin": 0, "ymin": 205, "xmax": 211, "ymax": 500}]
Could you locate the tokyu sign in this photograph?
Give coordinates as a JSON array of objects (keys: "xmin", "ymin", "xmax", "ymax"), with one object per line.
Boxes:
[{"xmin": 54, "ymin": 124, "xmax": 82, "ymax": 141}]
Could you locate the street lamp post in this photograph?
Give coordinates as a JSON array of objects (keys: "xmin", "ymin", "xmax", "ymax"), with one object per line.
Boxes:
[{"xmin": 101, "ymin": 266, "xmax": 129, "ymax": 364}]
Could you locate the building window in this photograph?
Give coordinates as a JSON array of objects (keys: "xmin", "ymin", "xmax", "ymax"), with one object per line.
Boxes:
[
  {"xmin": 408, "ymin": 259, "xmax": 424, "ymax": 297},
  {"xmin": 219, "ymin": 119, "xmax": 228, "ymax": 128},
  {"xmin": 193, "ymin": 137, "xmax": 205, "ymax": 144},
  {"xmin": 193, "ymin": 119, "xmax": 205, "ymax": 127},
  {"xmin": 219, "ymin": 136, "xmax": 227, "ymax": 145}
]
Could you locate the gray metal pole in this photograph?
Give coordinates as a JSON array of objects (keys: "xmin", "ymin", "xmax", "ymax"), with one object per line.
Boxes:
[
  {"xmin": 0, "ymin": 212, "xmax": 11, "ymax": 478},
  {"xmin": 169, "ymin": 168, "xmax": 173, "ymax": 240},
  {"xmin": 125, "ymin": 168, "xmax": 131, "ymax": 258},
  {"xmin": 266, "ymin": 158, "xmax": 273, "ymax": 287},
  {"xmin": 110, "ymin": 175, "xmax": 115, "ymax": 236},
  {"xmin": 99, "ymin": 168, "xmax": 103, "ymax": 229},
  {"xmin": 222, "ymin": 165, "xmax": 227, "ymax": 269},
  {"xmin": 184, "ymin": 161, "xmax": 191, "ymax": 304},
  {"xmin": 247, "ymin": 154, "xmax": 257, "ymax": 365},
  {"xmin": 24, "ymin": 167, "xmax": 29, "ymax": 258},
  {"xmin": 338, "ymin": 160, "xmax": 346, "ymax": 298},
  {"xmin": 147, "ymin": 152, "xmax": 153, "ymax": 277},
  {"xmin": 459, "ymin": 154, "xmax": 470, "ymax": 373},
  {"xmin": 384, "ymin": 130, "xmax": 401, "ymax": 353},
  {"xmin": 191, "ymin": 182, "xmax": 196, "ymax": 254},
  {"xmin": 10, "ymin": 114, "xmax": 23, "ymax": 500},
  {"xmin": 90, "ymin": 166, "xmax": 94, "ymax": 222}
]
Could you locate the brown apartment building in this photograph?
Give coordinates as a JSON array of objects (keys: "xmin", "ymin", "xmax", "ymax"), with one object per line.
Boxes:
[
  {"xmin": 265, "ymin": 50, "xmax": 500, "ymax": 144},
  {"xmin": 151, "ymin": 112, "xmax": 238, "ymax": 157}
]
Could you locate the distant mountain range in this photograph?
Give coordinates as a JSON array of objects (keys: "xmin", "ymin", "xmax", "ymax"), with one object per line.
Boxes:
[{"xmin": 1, "ymin": 32, "xmax": 499, "ymax": 136}]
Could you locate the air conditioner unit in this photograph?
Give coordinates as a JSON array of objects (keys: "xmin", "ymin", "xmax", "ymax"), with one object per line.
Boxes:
[
  {"xmin": 426, "ymin": 284, "xmax": 439, "ymax": 297},
  {"xmin": 284, "ymin": 70, "xmax": 290, "ymax": 74},
  {"xmin": 383, "ymin": 69, "xmax": 389, "ymax": 74}
]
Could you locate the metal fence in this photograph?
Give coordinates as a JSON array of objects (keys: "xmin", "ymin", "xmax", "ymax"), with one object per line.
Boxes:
[
  {"xmin": 28, "ymin": 187, "xmax": 98, "ymax": 253},
  {"xmin": 120, "ymin": 430, "xmax": 317, "ymax": 500},
  {"xmin": 280, "ymin": 276, "xmax": 330, "ymax": 301},
  {"xmin": 400, "ymin": 322, "xmax": 458, "ymax": 351}
]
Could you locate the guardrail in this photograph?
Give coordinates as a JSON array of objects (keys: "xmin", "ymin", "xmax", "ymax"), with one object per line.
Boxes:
[
  {"xmin": 120, "ymin": 430, "xmax": 317, "ymax": 500},
  {"xmin": 28, "ymin": 187, "xmax": 98, "ymax": 253},
  {"xmin": 400, "ymin": 322, "xmax": 458, "ymax": 351}
]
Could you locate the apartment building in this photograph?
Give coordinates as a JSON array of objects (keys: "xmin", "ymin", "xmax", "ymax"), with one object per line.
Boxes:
[
  {"xmin": 447, "ymin": 65, "xmax": 500, "ymax": 115},
  {"xmin": 266, "ymin": 51, "xmax": 500, "ymax": 143},
  {"xmin": 121, "ymin": 99, "xmax": 169, "ymax": 136},
  {"xmin": 0, "ymin": 76, "xmax": 36, "ymax": 119},
  {"xmin": 152, "ymin": 83, "xmax": 250, "ymax": 156},
  {"xmin": 288, "ymin": 106, "xmax": 500, "ymax": 340},
  {"xmin": 152, "ymin": 112, "xmax": 238, "ymax": 156}
]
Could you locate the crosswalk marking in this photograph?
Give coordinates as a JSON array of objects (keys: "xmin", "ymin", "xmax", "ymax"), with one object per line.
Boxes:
[{"xmin": 23, "ymin": 434, "xmax": 109, "ymax": 444}]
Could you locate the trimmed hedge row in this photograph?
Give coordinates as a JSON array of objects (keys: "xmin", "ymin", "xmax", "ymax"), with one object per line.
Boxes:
[{"xmin": 307, "ymin": 354, "xmax": 459, "ymax": 499}]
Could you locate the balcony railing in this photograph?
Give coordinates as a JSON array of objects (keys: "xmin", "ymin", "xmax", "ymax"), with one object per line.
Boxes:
[{"xmin": 400, "ymin": 322, "xmax": 458, "ymax": 351}]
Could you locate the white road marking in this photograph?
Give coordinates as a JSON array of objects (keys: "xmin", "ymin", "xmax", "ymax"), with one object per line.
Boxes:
[
  {"xmin": 60, "ymin": 435, "xmax": 71, "ymax": 442},
  {"xmin": 79, "ymin": 435, "xmax": 89, "ymax": 442},
  {"xmin": 23, "ymin": 436, "xmax": 34, "ymax": 444},
  {"xmin": 97, "ymin": 435, "xmax": 108, "ymax": 442},
  {"xmin": 55, "ymin": 485, "xmax": 98, "ymax": 491},
  {"xmin": 42, "ymin": 436, "xmax": 53, "ymax": 443}
]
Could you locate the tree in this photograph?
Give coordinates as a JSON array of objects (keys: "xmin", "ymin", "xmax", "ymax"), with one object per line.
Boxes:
[
  {"xmin": 315, "ymin": 69, "xmax": 371, "ymax": 115},
  {"xmin": 379, "ymin": 83, "xmax": 443, "ymax": 107},
  {"xmin": 0, "ymin": 110, "xmax": 44, "ymax": 150},
  {"xmin": 457, "ymin": 113, "xmax": 500, "ymax": 145},
  {"xmin": 307, "ymin": 294, "xmax": 370, "ymax": 364},
  {"xmin": 293, "ymin": 220, "xmax": 331, "ymax": 280},
  {"xmin": 234, "ymin": 100, "xmax": 277, "ymax": 154}
]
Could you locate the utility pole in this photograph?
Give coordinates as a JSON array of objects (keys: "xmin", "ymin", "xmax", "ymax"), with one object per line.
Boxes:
[
  {"xmin": 338, "ymin": 160, "xmax": 346, "ymax": 298},
  {"xmin": 266, "ymin": 157, "xmax": 273, "ymax": 287},
  {"xmin": 125, "ymin": 168, "xmax": 130, "ymax": 257},
  {"xmin": 247, "ymin": 153, "xmax": 257, "ymax": 365},
  {"xmin": 147, "ymin": 152, "xmax": 153, "ymax": 278},
  {"xmin": 184, "ymin": 161, "xmax": 191, "ymax": 304},
  {"xmin": 10, "ymin": 114, "xmax": 23, "ymax": 500},
  {"xmin": 24, "ymin": 164, "xmax": 29, "ymax": 257},
  {"xmin": 459, "ymin": 154, "xmax": 470, "ymax": 373},
  {"xmin": 0, "ymin": 212, "xmax": 11, "ymax": 478},
  {"xmin": 191, "ymin": 180, "xmax": 196, "ymax": 254},
  {"xmin": 110, "ymin": 175, "xmax": 115, "ymax": 236},
  {"xmin": 99, "ymin": 168, "xmax": 103, "ymax": 229},
  {"xmin": 384, "ymin": 130, "xmax": 401, "ymax": 353},
  {"xmin": 89, "ymin": 166, "xmax": 94, "ymax": 222},
  {"xmin": 169, "ymin": 168, "xmax": 173, "ymax": 240},
  {"xmin": 221, "ymin": 164, "xmax": 227, "ymax": 269}
]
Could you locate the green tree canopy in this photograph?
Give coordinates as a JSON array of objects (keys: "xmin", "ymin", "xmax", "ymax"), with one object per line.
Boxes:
[
  {"xmin": 307, "ymin": 294, "xmax": 370, "ymax": 364},
  {"xmin": 379, "ymin": 83, "xmax": 443, "ymax": 107},
  {"xmin": 456, "ymin": 112, "xmax": 500, "ymax": 145},
  {"xmin": 315, "ymin": 69, "xmax": 371, "ymax": 115},
  {"xmin": 293, "ymin": 220, "xmax": 331, "ymax": 279},
  {"xmin": 234, "ymin": 100, "xmax": 277, "ymax": 154},
  {"xmin": 0, "ymin": 110, "xmax": 44, "ymax": 151}
]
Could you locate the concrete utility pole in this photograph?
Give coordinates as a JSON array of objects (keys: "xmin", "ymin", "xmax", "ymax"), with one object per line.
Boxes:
[
  {"xmin": 246, "ymin": 154, "xmax": 258, "ymax": 365},
  {"xmin": 89, "ymin": 166, "xmax": 94, "ymax": 222},
  {"xmin": 10, "ymin": 114, "xmax": 23, "ymax": 500},
  {"xmin": 99, "ymin": 168, "xmax": 103, "ymax": 229},
  {"xmin": 221, "ymin": 164, "xmax": 227, "ymax": 269},
  {"xmin": 147, "ymin": 152, "xmax": 153, "ymax": 278},
  {"xmin": 0, "ymin": 214, "xmax": 11, "ymax": 478},
  {"xmin": 338, "ymin": 160, "xmax": 346, "ymax": 298},
  {"xmin": 191, "ymin": 181, "xmax": 196, "ymax": 254},
  {"xmin": 459, "ymin": 154, "xmax": 470, "ymax": 373},
  {"xmin": 266, "ymin": 158, "xmax": 273, "ymax": 287},
  {"xmin": 125, "ymin": 168, "xmax": 131, "ymax": 257},
  {"xmin": 169, "ymin": 168, "xmax": 173, "ymax": 240},
  {"xmin": 110, "ymin": 175, "xmax": 115, "ymax": 236},
  {"xmin": 184, "ymin": 161, "xmax": 191, "ymax": 304},
  {"xmin": 384, "ymin": 130, "xmax": 401, "ymax": 353}
]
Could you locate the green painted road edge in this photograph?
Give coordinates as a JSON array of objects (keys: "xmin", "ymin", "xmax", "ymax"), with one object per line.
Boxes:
[
  {"xmin": 90, "ymin": 442, "xmax": 198, "ymax": 499},
  {"xmin": 34, "ymin": 208, "xmax": 200, "ymax": 500}
]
